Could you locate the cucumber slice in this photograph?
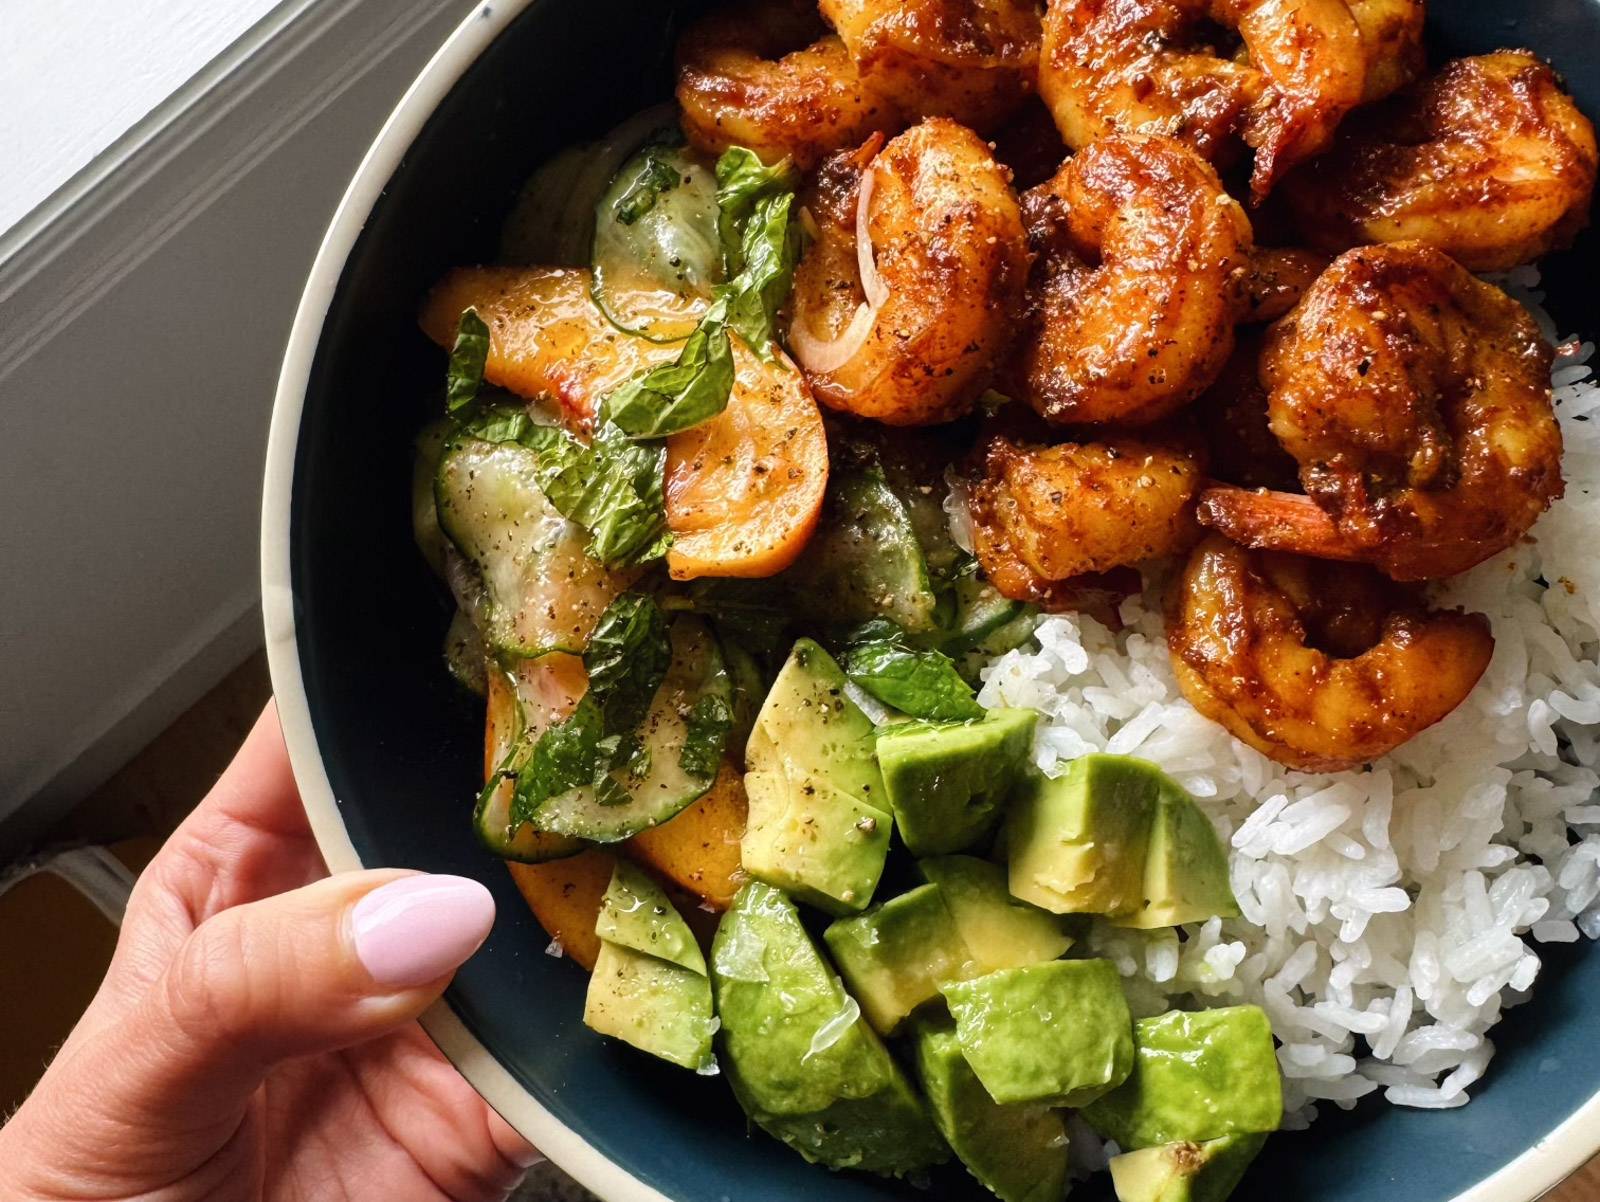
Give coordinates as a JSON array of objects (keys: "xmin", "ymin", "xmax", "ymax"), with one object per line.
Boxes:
[
  {"xmin": 475, "ymin": 665, "xmax": 587, "ymax": 863},
  {"xmin": 412, "ymin": 419, "xmax": 451, "ymax": 580},
  {"xmin": 591, "ymin": 141, "xmax": 721, "ymax": 343},
  {"xmin": 444, "ymin": 608, "xmax": 489, "ymax": 697},
  {"xmin": 435, "ymin": 436, "xmax": 628, "ymax": 659},
  {"xmin": 940, "ymin": 575, "xmax": 1030, "ymax": 655},
  {"xmin": 788, "ymin": 465, "xmax": 940, "ymax": 634},
  {"xmin": 532, "ymin": 617, "xmax": 731, "ymax": 841}
]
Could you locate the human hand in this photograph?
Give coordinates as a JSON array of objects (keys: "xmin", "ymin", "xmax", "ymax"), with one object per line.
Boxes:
[{"xmin": 0, "ymin": 703, "xmax": 539, "ymax": 1201}]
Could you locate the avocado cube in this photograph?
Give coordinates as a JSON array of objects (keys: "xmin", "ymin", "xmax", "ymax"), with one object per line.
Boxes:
[
  {"xmin": 1114, "ymin": 789, "xmax": 1240, "ymax": 930},
  {"xmin": 824, "ymin": 883, "xmax": 975, "ymax": 1034},
  {"xmin": 875, "ymin": 709, "xmax": 1038, "ymax": 855},
  {"xmin": 941, "ymin": 959, "xmax": 1134, "ymax": 1108},
  {"xmin": 583, "ymin": 941, "xmax": 717, "ymax": 1071},
  {"xmin": 711, "ymin": 881, "xmax": 949, "ymax": 1176},
  {"xmin": 1109, "ymin": 1134, "xmax": 1267, "ymax": 1202},
  {"xmin": 913, "ymin": 1016, "xmax": 1070, "ymax": 1202},
  {"xmin": 1082, "ymin": 1007, "xmax": 1283, "ymax": 1149},
  {"xmin": 1007, "ymin": 754, "xmax": 1161, "ymax": 915},
  {"xmin": 594, "ymin": 859, "xmax": 706, "ymax": 973},
  {"xmin": 741, "ymin": 641, "xmax": 892, "ymax": 913},
  {"xmin": 918, "ymin": 855, "xmax": 1073, "ymax": 972},
  {"xmin": 746, "ymin": 639, "xmax": 886, "ymax": 804},
  {"xmin": 741, "ymin": 770, "xmax": 891, "ymax": 914}
]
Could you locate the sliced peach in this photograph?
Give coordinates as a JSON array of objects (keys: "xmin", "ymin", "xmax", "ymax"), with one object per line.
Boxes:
[
  {"xmin": 506, "ymin": 851, "xmax": 617, "ymax": 971},
  {"xmin": 664, "ymin": 347, "xmax": 828, "ymax": 580},
  {"xmin": 627, "ymin": 762, "xmax": 749, "ymax": 909}
]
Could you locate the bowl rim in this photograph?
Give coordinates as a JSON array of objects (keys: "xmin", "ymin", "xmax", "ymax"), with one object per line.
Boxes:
[{"xmin": 260, "ymin": 2, "xmax": 1600, "ymax": 1200}]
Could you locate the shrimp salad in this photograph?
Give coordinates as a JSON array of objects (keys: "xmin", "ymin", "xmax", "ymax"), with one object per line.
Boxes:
[{"xmin": 409, "ymin": 1, "xmax": 1599, "ymax": 1196}]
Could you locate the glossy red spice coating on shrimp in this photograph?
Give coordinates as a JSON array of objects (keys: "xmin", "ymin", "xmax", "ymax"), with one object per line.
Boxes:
[
  {"xmin": 1012, "ymin": 133, "xmax": 1253, "ymax": 427},
  {"xmin": 1199, "ymin": 242, "xmax": 1564, "ymax": 581},
  {"xmin": 1167, "ymin": 535, "xmax": 1494, "ymax": 771}
]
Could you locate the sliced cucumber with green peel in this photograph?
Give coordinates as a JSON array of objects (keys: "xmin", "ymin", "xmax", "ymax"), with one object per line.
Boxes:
[
  {"xmin": 444, "ymin": 608, "xmax": 488, "ymax": 698},
  {"xmin": 531, "ymin": 617, "xmax": 731, "ymax": 842},
  {"xmin": 940, "ymin": 575, "xmax": 1031, "ymax": 655},
  {"xmin": 474, "ymin": 665, "xmax": 587, "ymax": 863},
  {"xmin": 412, "ymin": 419, "xmax": 451, "ymax": 580},
  {"xmin": 435, "ymin": 436, "xmax": 628, "ymax": 659},
  {"xmin": 787, "ymin": 465, "xmax": 940, "ymax": 633},
  {"xmin": 591, "ymin": 141, "xmax": 721, "ymax": 342}
]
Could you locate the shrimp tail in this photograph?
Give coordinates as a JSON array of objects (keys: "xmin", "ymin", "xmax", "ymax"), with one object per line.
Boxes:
[{"xmin": 1197, "ymin": 486, "xmax": 1368, "ymax": 562}]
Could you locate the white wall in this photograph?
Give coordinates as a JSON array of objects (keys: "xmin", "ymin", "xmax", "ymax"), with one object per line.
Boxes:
[
  {"xmin": 0, "ymin": 0, "xmax": 474, "ymax": 849},
  {"xmin": 0, "ymin": 0, "xmax": 283, "ymax": 234}
]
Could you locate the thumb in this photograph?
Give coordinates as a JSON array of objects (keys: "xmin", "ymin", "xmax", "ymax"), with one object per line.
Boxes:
[{"xmin": 7, "ymin": 872, "xmax": 495, "ymax": 1194}]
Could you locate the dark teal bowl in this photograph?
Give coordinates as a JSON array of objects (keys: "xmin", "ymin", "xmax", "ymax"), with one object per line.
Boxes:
[{"xmin": 262, "ymin": 3, "xmax": 1600, "ymax": 1199}]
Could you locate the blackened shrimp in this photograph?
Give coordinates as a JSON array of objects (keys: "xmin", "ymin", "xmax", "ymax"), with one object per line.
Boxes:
[
  {"xmin": 969, "ymin": 433, "xmax": 1205, "ymax": 599},
  {"xmin": 786, "ymin": 118, "xmax": 1030, "ymax": 426},
  {"xmin": 1038, "ymin": 0, "xmax": 1424, "ymax": 198},
  {"xmin": 820, "ymin": 0, "xmax": 1043, "ymax": 131},
  {"xmin": 1199, "ymin": 242, "xmax": 1564, "ymax": 581},
  {"xmin": 1014, "ymin": 133, "xmax": 1253, "ymax": 426},
  {"xmin": 676, "ymin": 0, "xmax": 899, "ymax": 171},
  {"xmin": 1283, "ymin": 51, "xmax": 1599, "ymax": 270},
  {"xmin": 1167, "ymin": 535, "xmax": 1494, "ymax": 771}
]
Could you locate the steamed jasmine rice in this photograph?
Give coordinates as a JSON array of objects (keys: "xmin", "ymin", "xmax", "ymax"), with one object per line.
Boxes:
[{"xmin": 974, "ymin": 269, "xmax": 1600, "ymax": 1126}]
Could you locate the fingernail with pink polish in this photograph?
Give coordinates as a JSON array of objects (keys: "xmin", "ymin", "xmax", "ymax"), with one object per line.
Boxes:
[{"xmin": 352, "ymin": 875, "xmax": 496, "ymax": 988}]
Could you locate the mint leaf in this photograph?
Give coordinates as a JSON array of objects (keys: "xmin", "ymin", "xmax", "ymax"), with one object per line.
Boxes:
[
  {"xmin": 604, "ymin": 295, "xmax": 736, "ymax": 438},
  {"xmin": 720, "ymin": 190, "xmax": 799, "ymax": 357},
  {"xmin": 597, "ymin": 145, "xmax": 801, "ymax": 440},
  {"xmin": 446, "ymin": 308, "xmax": 491, "ymax": 414},
  {"xmin": 511, "ymin": 696, "xmax": 604, "ymax": 827},
  {"xmin": 528, "ymin": 422, "xmax": 673, "ymax": 567},
  {"xmin": 842, "ymin": 627, "xmax": 985, "ymax": 722},
  {"xmin": 679, "ymin": 694, "xmax": 733, "ymax": 780},
  {"xmin": 612, "ymin": 144, "xmax": 683, "ymax": 226},
  {"xmin": 584, "ymin": 593, "xmax": 672, "ymax": 734},
  {"xmin": 671, "ymin": 578, "xmax": 790, "ymax": 658},
  {"xmin": 714, "ymin": 148, "xmax": 799, "ymax": 274}
]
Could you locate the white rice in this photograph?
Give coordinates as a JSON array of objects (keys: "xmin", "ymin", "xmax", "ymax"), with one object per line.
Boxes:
[{"xmin": 975, "ymin": 269, "xmax": 1600, "ymax": 1126}]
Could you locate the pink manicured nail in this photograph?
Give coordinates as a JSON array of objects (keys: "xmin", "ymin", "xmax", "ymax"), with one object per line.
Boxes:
[{"xmin": 352, "ymin": 875, "xmax": 495, "ymax": 988}]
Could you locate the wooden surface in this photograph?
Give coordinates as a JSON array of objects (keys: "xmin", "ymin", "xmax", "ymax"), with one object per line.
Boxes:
[{"xmin": 55, "ymin": 654, "xmax": 1600, "ymax": 1202}]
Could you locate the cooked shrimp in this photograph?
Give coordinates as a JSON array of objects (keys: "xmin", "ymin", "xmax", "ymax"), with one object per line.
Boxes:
[
  {"xmin": 787, "ymin": 118, "xmax": 1030, "ymax": 426},
  {"xmin": 1243, "ymin": 246, "xmax": 1328, "ymax": 323},
  {"xmin": 969, "ymin": 433, "xmax": 1205, "ymax": 597},
  {"xmin": 1282, "ymin": 51, "xmax": 1599, "ymax": 270},
  {"xmin": 1039, "ymin": 0, "xmax": 1424, "ymax": 198},
  {"xmin": 1013, "ymin": 133, "xmax": 1253, "ymax": 426},
  {"xmin": 676, "ymin": 0, "xmax": 899, "ymax": 172},
  {"xmin": 1193, "ymin": 332, "xmax": 1301, "ymax": 490},
  {"xmin": 1198, "ymin": 242, "xmax": 1564, "ymax": 581},
  {"xmin": 1167, "ymin": 535, "xmax": 1494, "ymax": 771},
  {"xmin": 820, "ymin": 0, "xmax": 1043, "ymax": 131}
]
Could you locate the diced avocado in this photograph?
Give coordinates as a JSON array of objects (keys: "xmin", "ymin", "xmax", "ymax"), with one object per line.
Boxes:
[
  {"xmin": 912, "ymin": 1015, "xmax": 1070, "ymax": 1202},
  {"xmin": 1082, "ymin": 1007, "xmax": 1283, "ymax": 1149},
  {"xmin": 875, "ymin": 709, "xmax": 1038, "ymax": 855},
  {"xmin": 583, "ymin": 941, "xmax": 716, "ymax": 1071},
  {"xmin": 1115, "ymin": 788, "xmax": 1240, "ymax": 930},
  {"xmin": 711, "ymin": 881, "xmax": 949, "ymax": 1176},
  {"xmin": 747, "ymin": 640, "xmax": 886, "ymax": 802},
  {"xmin": 1109, "ymin": 1134, "xmax": 1268, "ymax": 1202},
  {"xmin": 742, "ymin": 771, "xmax": 891, "ymax": 914},
  {"xmin": 1006, "ymin": 754, "xmax": 1159, "ymax": 916},
  {"xmin": 824, "ymin": 883, "xmax": 974, "ymax": 1034},
  {"xmin": 594, "ymin": 860, "xmax": 706, "ymax": 974},
  {"xmin": 741, "ymin": 640, "xmax": 892, "ymax": 913},
  {"xmin": 918, "ymin": 856, "xmax": 1073, "ymax": 972},
  {"xmin": 941, "ymin": 959, "xmax": 1134, "ymax": 1108}
]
